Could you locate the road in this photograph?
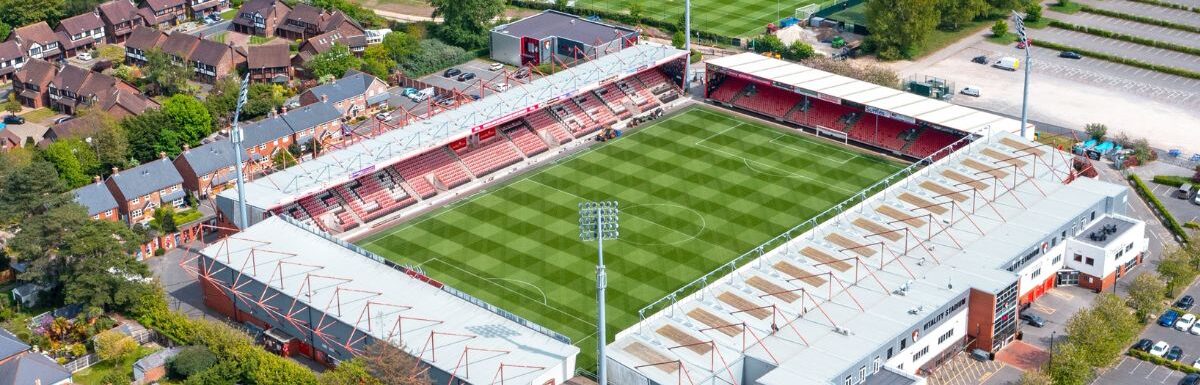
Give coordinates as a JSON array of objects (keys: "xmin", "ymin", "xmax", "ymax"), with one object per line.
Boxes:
[{"xmin": 190, "ymin": 20, "xmax": 230, "ymax": 37}]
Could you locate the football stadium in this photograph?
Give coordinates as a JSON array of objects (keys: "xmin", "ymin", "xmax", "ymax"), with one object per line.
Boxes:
[{"xmin": 201, "ymin": 43, "xmax": 1149, "ymax": 385}]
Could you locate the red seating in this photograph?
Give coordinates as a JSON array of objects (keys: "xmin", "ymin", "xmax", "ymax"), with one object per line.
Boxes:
[
  {"xmin": 733, "ymin": 84, "xmax": 801, "ymax": 118},
  {"xmin": 907, "ymin": 128, "xmax": 966, "ymax": 159},
  {"xmin": 554, "ymin": 103, "xmax": 592, "ymax": 134},
  {"xmin": 297, "ymin": 194, "xmax": 333, "ymax": 232},
  {"xmin": 575, "ymin": 94, "xmax": 617, "ymax": 126},
  {"xmin": 456, "ymin": 136, "xmax": 523, "ymax": 177},
  {"xmin": 618, "ymin": 80, "xmax": 657, "ymax": 108},
  {"xmin": 637, "ymin": 70, "xmax": 674, "ymax": 95},
  {"xmin": 709, "ymin": 77, "xmax": 748, "ymax": 103},
  {"xmin": 596, "ymin": 84, "xmax": 632, "ymax": 118},
  {"xmin": 525, "ymin": 110, "xmax": 572, "ymax": 144},
  {"xmin": 847, "ymin": 116, "xmax": 914, "ymax": 152},
  {"xmin": 790, "ymin": 99, "xmax": 856, "ymax": 132},
  {"xmin": 393, "ymin": 148, "xmax": 472, "ymax": 195},
  {"xmin": 506, "ymin": 125, "xmax": 548, "ymax": 157}
]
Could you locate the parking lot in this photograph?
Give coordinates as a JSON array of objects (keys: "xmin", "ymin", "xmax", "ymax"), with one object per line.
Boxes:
[
  {"xmin": 416, "ymin": 59, "xmax": 537, "ymax": 99},
  {"xmin": 1075, "ymin": 0, "xmax": 1200, "ymax": 29},
  {"xmin": 1051, "ymin": 12, "xmax": 1200, "ymax": 51},
  {"xmin": 1027, "ymin": 28, "xmax": 1200, "ymax": 73},
  {"xmin": 1096, "ymin": 282, "xmax": 1200, "ymax": 384}
]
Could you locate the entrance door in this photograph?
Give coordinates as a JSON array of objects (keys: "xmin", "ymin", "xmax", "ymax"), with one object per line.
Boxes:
[{"xmin": 1056, "ymin": 270, "xmax": 1080, "ymax": 286}]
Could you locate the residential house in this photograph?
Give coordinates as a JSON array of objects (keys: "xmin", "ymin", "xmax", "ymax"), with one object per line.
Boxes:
[
  {"xmin": 280, "ymin": 101, "xmax": 341, "ymax": 150},
  {"xmin": 41, "ymin": 117, "xmax": 98, "ymax": 144},
  {"xmin": 275, "ymin": 4, "xmax": 361, "ymax": 40},
  {"xmin": 97, "ymin": 0, "xmax": 145, "ymax": 44},
  {"xmin": 174, "ymin": 140, "xmax": 241, "ymax": 199},
  {"xmin": 238, "ymin": 114, "xmax": 296, "ymax": 162},
  {"xmin": 124, "ymin": 25, "xmax": 166, "ymax": 66},
  {"xmin": 105, "ymin": 156, "xmax": 187, "ymax": 224},
  {"xmin": 12, "ymin": 58, "xmax": 55, "ymax": 108},
  {"xmin": 297, "ymin": 70, "xmax": 388, "ymax": 118},
  {"xmin": 0, "ymin": 40, "xmax": 26, "ymax": 82},
  {"xmin": 139, "ymin": 0, "xmax": 187, "ymax": 29},
  {"xmin": 0, "ymin": 130, "xmax": 20, "ymax": 152},
  {"xmin": 160, "ymin": 31, "xmax": 200, "ymax": 65},
  {"xmin": 73, "ymin": 178, "xmax": 121, "ymax": 221},
  {"xmin": 318, "ymin": 11, "xmax": 364, "ymax": 38},
  {"xmin": 55, "ymin": 12, "xmax": 106, "ymax": 58},
  {"xmin": 94, "ymin": 88, "xmax": 160, "ymax": 118},
  {"xmin": 231, "ymin": 0, "xmax": 291, "ymax": 37},
  {"xmin": 188, "ymin": 38, "xmax": 246, "ymax": 83},
  {"xmin": 364, "ymin": 28, "xmax": 391, "ymax": 45},
  {"xmin": 187, "ymin": 0, "xmax": 228, "ymax": 19},
  {"xmin": 12, "ymin": 22, "xmax": 63, "ymax": 62},
  {"xmin": 0, "ymin": 328, "xmax": 72, "ymax": 385},
  {"xmin": 292, "ymin": 29, "xmax": 366, "ymax": 71},
  {"xmin": 47, "ymin": 64, "xmax": 152, "ymax": 116},
  {"xmin": 246, "ymin": 43, "xmax": 291, "ymax": 83}
]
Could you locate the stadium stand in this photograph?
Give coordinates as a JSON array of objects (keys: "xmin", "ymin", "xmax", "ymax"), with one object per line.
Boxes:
[
  {"xmin": 454, "ymin": 129, "xmax": 524, "ymax": 177},
  {"xmin": 595, "ymin": 84, "xmax": 634, "ymax": 118},
  {"xmin": 574, "ymin": 93, "xmax": 617, "ymax": 126},
  {"xmin": 501, "ymin": 121, "xmax": 548, "ymax": 157},
  {"xmin": 733, "ymin": 83, "xmax": 802, "ymax": 118},
  {"xmin": 908, "ymin": 127, "xmax": 967, "ymax": 160},
  {"xmin": 525, "ymin": 109, "xmax": 574, "ymax": 144}
]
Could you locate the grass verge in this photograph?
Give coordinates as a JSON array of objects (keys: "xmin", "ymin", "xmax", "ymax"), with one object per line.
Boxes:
[{"xmin": 1130, "ymin": 174, "xmax": 1190, "ymax": 243}]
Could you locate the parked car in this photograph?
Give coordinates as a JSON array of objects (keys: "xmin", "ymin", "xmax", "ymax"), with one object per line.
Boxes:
[
  {"xmin": 54, "ymin": 116, "xmax": 74, "ymax": 124},
  {"xmin": 1184, "ymin": 373, "xmax": 1200, "ymax": 385},
  {"xmin": 375, "ymin": 112, "xmax": 392, "ymax": 121},
  {"xmin": 971, "ymin": 55, "xmax": 988, "ymax": 64},
  {"xmin": 993, "ymin": 56, "xmax": 1020, "ymax": 71},
  {"xmin": 1179, "ymin": 295, "xmax": 1195, "ymax": 310},
  {"xmin": 1190, "ymin": 322, "xmax": 1200, "ymax": 335},
  {"xmin": 1161, "ymin": 309, "xmax": 1181, "ymax": 327},
  {"xmin": 1193, "ymin": 358, "xmax": 1200, "ymax": 370},
  {"xmin": 1152, "ymin": 341, "xmax": 1170, "ymax": 357},
  {"xmin": 443, "ymin": 68, "xmax": 462, "ymax": 78},
  {"xmin": 1134, "ymin": 338, "xmax": 1154, "ymax": 352},
  {"xmin": 1019, "ymin": 313, "xmax": 1045, "ymax": 327},
  {"xmin": 77, "ymin": 52, "xmax": 92, "ymax": 61},
  {"xmin": 961, "ymin": 86, "xmax": 981, "ymax": 97},
  {"xmin": 458, "ymin": 72, "xmax": 476, "ymax": 82},
  {"xmin": 1169, "ymin": 346, "xmax": 1185, "ymax": 361},
  {"xmin": 489, "ymin": 62, "xmax": 503, "ymax": 71},
  {"xmin": 3, "ymin": 115, "xmax": 24, "ymax": 124},
  {"xmin": 1177, "ymin": 313, "xmax": 1197, "ymax": 331},
  {"xmin": 494, "ymin": 83, "xmax": 509, "ymax": 92},
  {"xmin": 514, "ymin": 67, "xmax": 530, "ymax": 79},
  {"xmin": 1059, "ymin": 51, "xmax": 1082, "ymax": 59}
]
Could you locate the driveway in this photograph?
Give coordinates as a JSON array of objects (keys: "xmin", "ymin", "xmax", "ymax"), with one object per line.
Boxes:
[{"xmin": 146, "ymin": 243, "xmax": 224, "ymax": 321}]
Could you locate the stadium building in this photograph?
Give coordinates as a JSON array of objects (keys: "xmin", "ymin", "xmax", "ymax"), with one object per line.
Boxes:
[
  {"xmin": 489, "ymin": 10, "xmax": 638, "ymax": 67},
  {"xmin": 215, "ymin": 43, "xmax": 688, "ymax": 231},
  {"xmin": 604, "ymin": 129, "xmax": 1148, "ymax": 385},
  {"xmin": 193, "ymin": 215, "xmax": 580, "ymax": 384}
]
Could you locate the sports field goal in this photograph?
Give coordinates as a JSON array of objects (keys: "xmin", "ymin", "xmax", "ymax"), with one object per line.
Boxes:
[{"xmin": 795, "ymin": 4, "xmax": 821, "ymax": 20}]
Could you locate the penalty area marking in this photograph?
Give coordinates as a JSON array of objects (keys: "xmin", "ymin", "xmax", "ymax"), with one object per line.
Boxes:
[{"xmin": 485, "ymin": 277, "xmax": 548, "ymax": 305}]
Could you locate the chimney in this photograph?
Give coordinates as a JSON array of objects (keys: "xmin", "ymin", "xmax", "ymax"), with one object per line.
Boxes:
[
  {"xmin": 112, "ymin": 167, "xmax": 119, "ymax": 176},
  {"xmin": 321, "ymin": 94, "xmax": 328, "ymax": 103},
  {"xmin": 281, "ymin": 106, "xmax": 288, "ymax": 115},
  {"xmin": 94, "ymin": 175, "xmax": 101, "ymax": 184},
  {"xmin": 159, "ymin": 151, "xmax": 167, "ymax": 160},
  {"xmin": 183, "ymin": 144, "xmax": 190, "ymax": 153}
]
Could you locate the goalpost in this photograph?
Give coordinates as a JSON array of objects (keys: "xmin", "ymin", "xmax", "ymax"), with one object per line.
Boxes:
[{"xmin": 795, "ymin": 4, "xmax": 821, "ymax": 21}]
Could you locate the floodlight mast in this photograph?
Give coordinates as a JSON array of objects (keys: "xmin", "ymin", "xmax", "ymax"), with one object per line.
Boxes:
[
  {"xmin": 579, "ymin": 201, "xmax": 619, "ymax": 384},
  {"xmin": 230, "ymin": 73, "xmax": 251, "ymax": 229},
  {"xmin": 683, "ymin": 0, "xmax": 691, "ymax": 91},
  {"xmin": 1013, "ymin": 10, "xmax": 1031, "ymax": 139}
]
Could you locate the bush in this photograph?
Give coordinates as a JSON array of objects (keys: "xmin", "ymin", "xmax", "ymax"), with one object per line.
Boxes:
[
  {"xmin": 169, "ymin": 346, "xmax": 218, "ymax": 379},
  {"xmin": 94, "ymin": 330, "xmax": 138, "ymax": 361},
  {"xmin": 1130, "ymin": 174, "xmax": 1190, "ymax": 243},
  {"xmin": 1084, "ymin": 123, "xmax": 1107, "ymax": 141},
  {"xmin": 1129, "ymin": 349, "xmax": 1200, "ymax": 374},
  {"xmin": 991, "ymin": 20, "xmax": 1008, "ymax": 38},
  {"xmin": 1125, "ymin": 0, "xmax": 1200, "ymax": 13},
  {"xmin": 1153, "ymin": 175, "xmax": 1193, "ymax": 187},
  {"xmin": 99, "ymin": 370, "xmax": 131, "ymax": 385},
  {"xmin": 397, "ymin": 39, "xmax": 474, "ymax": 78}
]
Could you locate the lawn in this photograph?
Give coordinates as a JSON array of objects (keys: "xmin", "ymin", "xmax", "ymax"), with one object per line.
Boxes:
[
  {"xmin": 19, "ymin": 108, "xmax": 56, "ymax": 124},
  {"xmin": 219, "ymin": 9, "xmax": 237, "ymax": 20},
  {"xmin": 912, "ymin": 19, "xmax": 994, "ymax": 59},
  {"xmin": 249, "ymin": 35, "xmax": 274, "ymax": 45},
  {"xmin": 570, "ymin": 0, "xmax": 835, "ymax": 38},
  {"xmin": 825, "ymin": 2, "xmax": 867, "ymax": 26},
  {"xmin": 209, "ymin": 32, "xmax": 227, "ymax": 44},
  {"xmin": 359, "ymin": 106, "xmax": 903, "ymax": 369},
  {"xmin": 73, "ymin": 346, "xmax": 159, "ymax": 385}
]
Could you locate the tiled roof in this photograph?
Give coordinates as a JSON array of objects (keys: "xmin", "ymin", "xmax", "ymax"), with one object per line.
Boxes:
[
  {"xmin": 285, "ymin": 3, "xmax": 323, "ymax": 24},
  {"xmin": 98, "ymin": 0, "xmax": 141, "ymax": 25},
  {"xmin": 144, "ymin": 0, "xmax": 184, "ymax": 12},
  {"xmin": 0, "ymin": 352, "xmax": 72, "ymax": 385},
  {"xmin": 73, "ymin": 181, "xmax": 119, "ymax": 216},
  {"xmin": 14, "ymin": 22, "xmax": 59, "ymax": 46},
  {"xmin": 109, "ymin": 158, "xmax": 184, "ymax": 199},
  {"xmin": 50, "ymin": 64, "xmax": 94, "ymax": 93},
  {"xmin": 160, "ymin": 32, "xmax": 200, "ymax": 59},
  {"xmin": 281, "ymin": 101, "xmax": 339, "ymax": 133},
  {"xmin": 14, "ymin": 58, "xmax": 56, "ymax": 86},
  {"xmin": 302, "ymin": 70, "xmax": 380, "ymax": 104},
  {"xmin": 179, "ymin": 138, "xmax": 238, "ymax": 177},
  {"xmin": 0, "ymin": 328, "xmax": 29, "ymax": 361},
  {"xmin": 189, "ymin": 38, "xmax": 237, "ymax": 66},
  {"xmin": 239, "ymin": 114, "xmax": 294, "ymax": 148},
  {"xmin": 0, "ymin": 41, "xmax": 24, "ymax": 63},
  {"xmin": 125, "ymin": 25, "xmax": 167, "ymax": 51},
  {"xmin": 247, "ymin": 43, "xmax": 290, "ymax": 69},
  {"xmin": 57, "ymin": 12, "xmax": 104, "ymax": 35},
  {"xmin": 96, "ymin": 88, "xmax": 159, "ymax": 116}
]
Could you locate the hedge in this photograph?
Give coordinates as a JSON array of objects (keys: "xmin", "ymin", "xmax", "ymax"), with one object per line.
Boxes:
[
  {"xmin": 1125, "ymin": 0, "xmax": 1200, "ymax": 14},
  {"xmin": 1128, "ymin": 349, "xmax": 1200, "ymax": 374},
  {"xmin": 1130, "ymin": 174, "xmax": 1191, "ymax": 243},
  {"xmin": 1047, "ymin": 20, "xmax": 1200, "ymax": 57},
  {"xmin": 1153, "ymin": 175, "xmax": 1194, "ymax": 187},
  {"xmin": 1031, "ymin": 39, "xmax": 1200, "ymax": 81},
  {"xmin": 1080, "ymin": 5, "xmax": 1200, "ymax": 34}
]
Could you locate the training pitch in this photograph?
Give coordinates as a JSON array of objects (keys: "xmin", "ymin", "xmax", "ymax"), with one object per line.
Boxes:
[
  {"xmin": 569, "ymin": 0, "xmax": 835, "ymax": 38},
  {"xmin": 359, "ymin": 106, "xmax": 904, "ymax": 367}
]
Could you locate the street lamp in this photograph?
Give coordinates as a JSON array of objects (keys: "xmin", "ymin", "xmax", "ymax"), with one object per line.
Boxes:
[{"xmin": 579, "ymin": 201, "xmax": 618, "ymax": 384}]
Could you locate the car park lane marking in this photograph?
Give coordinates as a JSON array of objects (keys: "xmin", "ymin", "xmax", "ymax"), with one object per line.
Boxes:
[
  {"xmin": 1147, "ymin": 365, "xmax": 1159, "ymax": 378},
  {"xmin": 1130, "ymin": 359, "xmax": 1143, "ymax": 374},
  {"xmin": 1162, "ymin": 370, "xmax": 1175, "ymax": 383}
]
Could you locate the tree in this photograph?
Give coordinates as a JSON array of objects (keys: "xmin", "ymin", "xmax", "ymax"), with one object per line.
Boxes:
[
  {"xmin": 306, "ymin": 44, "xmax": 362, "ymax": 79},
  {"xmin": 99, "ymin": 371, "xmax": 131, "ymax": 385},
  {"xmin": 991, "ymin": 20, "xmax": 1008, "ymax": 38},
  {"xmin": 0, "ymin": 22, "xmax": 10, "ymax": 42},
  {"xmin": 1159, "ymin": 245, "xmax": 1198, "ymax": 296},
  {"xmin": 0, "ymin": 0, "xmax": 64, "ymax": 29},
  {"xmin": 1066, "ymin": 293, "xmax": 1137, "ymax": 368},
  {"xmin": 865, "ymin": 0, "xmax": 940, "ymax": 60},
  {"xmin": 360, "ymin": 44, "xmax": 394, "ymax": 79},
  {"xmin": 121, "ymin": 108, "xmax": 178, "ymax": 162},
  {"xmin": 553, "ymin": 0, "xmax": 567, "ymax": 11},
  {"xmin": 381, "ymin": 31, "xmax": 419, "ymax": 64},
  {"xmin": 77, "ymin": 109, "xmax": 130, "ymax": 173},
  {"xmin": 43, "ymin": 139, "xmax": 100, "ymax": 188},
  {"xmin": 937, "ymin": 0, "xmax": 988, "ymax": 31},
  {"xmin": 357, "ymin": 337, "xmax": 429, "ymax": 385},
  {"xmin": 428, "ymin": 0, "xmax": 504, "ymax": 49},
  {"xmin": 986, "ymin": 0, "xmax": 1021, "ymax": 14},
  {"xmin": 1025, "ymin": 3, "xmax": 1043, "ymax": 22},
  {"xmin": 251, "ymin": 354, "xmax": 319, "ymax": 385},
  {"xmin": 784, "ymin": 41, "xmax": 816, "ymax": 61},
  {"xmin": 1084, "ymin": 123, "xmax": 1107, "ymax": 141},
  {"xmin": 1127, "ymin": 272, "xmax": 1167, "ymax": 321},
  {"xmin": 94, "ymin": 330, "xmax": 139, "ymax": 361},
  {"xmin": 162, "ymin": 94, "xmax": 213, "ymax": 146},
  {"xmin": 671, "ymin": 31, "xmax": 686, "ymax": 50},
  {"xmin": 319, "ymin": 359, "xmax": 382, "ymax": 385},
  {"xmin": 1047, "ymin": 342, "xmax": 1093, "ymax": 385},
  {"xmin": 184, "ymin": 361, "xmax": 240, "ymax": 385},
  {"xmin": 751, "ymin": 34, "xmax": 786, "ymax": 54},
  {"xmin": 168, "ymin": 346, "xmax": 219, "ymax": 379},
  {"xmin": 154, "ymin": 206, "xmax": 178, "ymax": 233},
  {"xmin": 141, "ymin": 49, "xmax": 192, "ymax": 96},
  {"xmin": 5, "ymin": 93, "xmax": 20, "ymax": 116},
  {"xmin": 0, "ymin": 160, "xmax": 67, "ymax": 223}
]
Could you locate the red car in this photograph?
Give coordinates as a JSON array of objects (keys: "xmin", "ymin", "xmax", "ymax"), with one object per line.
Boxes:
[{"xmin": 1016, "ymin": 39, "xmax": 1033, "ymax": 49}]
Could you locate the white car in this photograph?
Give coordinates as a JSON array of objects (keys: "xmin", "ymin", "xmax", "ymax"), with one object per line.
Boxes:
[
  {"xmin": 494, "ymin": 83, "xmax": 509, "ymax": 92},
  {"xmin": 489, "ymin": 62, "xmax": 503, "ymax": 71},
  {"xmin": 1152, "ymin": 341, "xmax": 1170, "ymax": 357},
  {"xmin": 77, "ymin": 52, "xmax": 92, "ymax": 61},
  {"xmin": 1193, "ymin": 357, "xmax": 1200, "ymax": 369},
  {"xmin": 1178, "ymin": 313, "xmax": 1197, "ymax": 331},
  {"xmin": 1190, "ymin": 322, "xmax": 1200, "ymax": 335}
]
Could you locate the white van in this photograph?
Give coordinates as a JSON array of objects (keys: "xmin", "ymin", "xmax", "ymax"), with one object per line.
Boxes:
[
  {"xmin": 993, "ymin": 57, "xmax": 1020, "ymax": 71},
  {"xmin": 961, "ymin": 86, "xmax": 981, "ymax": 97},
  {"xmin": 494, "ymin": 83, "xmax": 509, "ymax": 92},
  {"xmin": 411, "ymin": 87, "xmax": 435, "ymax": 102}
]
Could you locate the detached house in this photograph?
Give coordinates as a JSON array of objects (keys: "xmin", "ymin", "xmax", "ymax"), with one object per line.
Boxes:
[
  {"xmin": 73, "ymin": 179, "xmax": 121, "ymax": 221},
  {"xmin": 293, "ymin": 29, "xmax": 365, "ymax": 70},
  {"xmin": 157, "ymin": 31, "xmax": 246, "ymax": 83},
  {"xmin": 0, "ymin": 328, "xmax": 72, "ymax": 385},
  {"xmin": 97, "ymin": 0, "xmax": 145, "ymax": 44},
  {"xmin": 232, "ymin": 0, "xmax": 291, "ymax": 37},
  {"xmin": 124, "ymin": 25, "xmax": 166, "ymax": 66},
  {"xmin": 13, "ymin": 22, "xmax": 63, "ymax": 62},
  {"xmin": 105, "ymin": 156, "xmax": 187, "ymax": 224},
  {"xmin": 47, "ymin": 64, "xmax": 155, "ymax": 116},
  {"xmin": 297, "ymin": 70, "xmax": 388, "ymax": 118},
  {"xmin": 187, "ymin": 0, "xmax": 228, "ymax": 19},
  {"xmin": 12, "ymin": 58, "xmax": 55, "ymax": 108},
  {"xmin": 55, "ymin": 12, "xmax": 105, "ymax": 58},
  {"xmin": 0, "ymin": 40, "xmax": 26, "ymax": 81},
  {"xmin": 139, "ymin": 0, "xmax": 187, "ymax": 29},
  {"xmin": 246, "ymin": 43, "xmax": 291, "ymax": 83},
  {"xmin": 275, "ymin": 4, "xmax": 362, "ymax": 40}
]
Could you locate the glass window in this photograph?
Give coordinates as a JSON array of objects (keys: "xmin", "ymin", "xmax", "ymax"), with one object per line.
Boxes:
[
  {"xmin": 873, "ymin": 356, "xmax": 881, "ymax": 373},
  {"xmin": 1086, "ymin": 257, "xmax": 1095, "ymax": 266}
]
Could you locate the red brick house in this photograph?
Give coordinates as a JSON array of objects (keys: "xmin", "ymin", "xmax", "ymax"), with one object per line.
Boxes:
[
  {"xmin": 97, "ymin": 0, "xmax": 145, "ymax": 44},
  {"xmin": 174, "ymin": 140, "xmax": 242, "ymax": 200},
  {"xmin": 293, "ymin": 29, "xmax": 366, "ymax": 68},
  {"xmin": 275, "ymin": 4, "xmax": 362, "ymax": 40},
  {"xmin": 0, "ymin": 40, "xmax": 26, "ymax": 82},
  {"xmin": 47, "ymin": 64, "xmax": 154, "ymax": 116},
  {"xmin": 73, "ymin": 178, "xmax": 121, "ymax": 221},
  {"xmin": 187, "ymin": 0, "xmax": 229, "ymax": 19},
  {"xmin": 297, "ymin": 70, "xmax": 388, "ymax": 118},
  {"xmin": 157, "ymin": 31, "xmax": 246, "ymax": 83},
  {"xmin": 247, "ymin": 43, "xmax": 291, "ymax": 83},
  {"xmin": 138, "ymin": 0, "xmax": 187, "ymax": 29},
  {"xmin": 12, "ymin": 22, "xmax": 63, "ymax": 62},
  {"xmin": 12, "ymin": 58, "xmax": 56, "ymax": 108},
  {"xmin": 55, "ymin": 12, "xmax": 106, "ymax": 58},
  {"xmin": 104, "ymin": 156, "xmax": 187, "ymax": 224},
  {"xmin": 231, "ymin": 0, "xmax": 290, "ymax": 37}
]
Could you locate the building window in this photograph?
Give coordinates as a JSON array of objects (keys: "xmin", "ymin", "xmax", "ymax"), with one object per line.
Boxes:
[
  {"xmin": 131, "ymin": 209, "xmax": 143, "ymax": 218},
  {"xmin": 873, "ymin": 356, "xmax": 881, "ymax": 373},
  {"xmin": 1031, "ymin": 268, "xmax": 1041, "ymax": 279},
  {"xmin": 1074, "ymin": 254, "xmax": 1082, "ymax": 262},
  {"xmin": 1053, "ymin": 254, "xmax": 1062, "ymax": 264},
  {"xmin": 845, "ymin": 376, "xmax": 852, "ymax": 385},
  {"xmin": 913, "ymin": 346, "xmax": 930, "ymax": 361},
  {"xmin": 1086, "ymin": 257, "xmax": 1095, "ymax": 266},
  {"xmin": 858, "ymin": 366, "xmax": 866, "ymax": 383},
  {"xmin": 131, "ymin": 196, "xmax": 139, "ymax": 204},
  {"xmin": 887, "ymin": 347, "xmax": 893, "ymax": 359},
  {"xmin": 105, "ymin": 210, "xmax": 114, "ymax": 216}
]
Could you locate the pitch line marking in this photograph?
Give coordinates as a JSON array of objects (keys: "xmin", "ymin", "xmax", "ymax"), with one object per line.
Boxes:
[
  {"xmin": 768, "ymin": 134, "xmax": 860, "ymax": 165},
  {"xmin": 619, "ymin": 203, "xmax": 709, "ymax": 246},
  {"xmin": 524, "ymin": 179, "xmax": 712, "ymax": 247},
  {"xmin": 693, "ymin": 141, "xmax": 859, "ymax": 195},
  {"xmin": 486, "ymin": 277, "xmax": 548, "ymax": 305},
  {"xmin": 423, "ymin": 257, "xmax": 597, "ymax": 328}
]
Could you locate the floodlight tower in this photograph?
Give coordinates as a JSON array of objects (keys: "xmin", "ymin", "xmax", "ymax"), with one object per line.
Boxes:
[
  {"xmin": 1013, "ymin": 10, "xmax": 1031, "ymax": 138},
  {"xmin": 579, "ymin": 201, "xmax": 619, "ymax": 384},
  {"xmin": 683, "ymin": 0, "xmax": 691, "ymax": 91},
  {"xmin": 230, "ymin": 73, "xmax": 251, "ymax": 229}
]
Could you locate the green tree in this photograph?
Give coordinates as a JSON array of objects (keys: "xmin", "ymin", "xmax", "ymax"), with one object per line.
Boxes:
[
  {"xmin": 122, "ymin": 108, "xmax": 179, "ymax": 162},
  {"xmin": 43, "ymin": 139, "xmax": 100, "ymax": 188},
  {"xmin": 360, "ymin": 44, "xmax": 394, "ymax": 79},
  {"xmin": 1025, "ymin": 3, "xmax": 1042, "ymax": 22},
  {"xmin": 865, "ymin": 0, "xmax": 940, "ymax": 60},
  {"xmin": 751, "ymin": 34, "xmax": 786, "ymax": 54},
  {"xmin": 428, "ymin": 0, "xmax": 504, "ymax": 49},
  {"xmin": 94, "ymin": 330, "xmax": 138, "ymax": 361},
  {"xmin": 319, "ymin": 359, "xmax": 382, "ymax": 385},
  {"xmin": 251, "ymin": 354, "xmax": 319, "ymax": 385},
  {"xmin": 1047, "ymin": 342, "xmax": 1093, "ymax": 385},
  {"xmin": 82, "ymin": 110, "xmax": 130, "ymax": 173},
  {"xmin": 381, "ymin": 31, "xmax": 419, "ymax": 63},
  {"xmin": 986, "ymin": 0, "xmax": 1021, "ymax": 14},
  {"xmin": 0, "ymin": 22, "xmax": 10, "ymax": 42},
  {"xmin": 154, "ymin": 206, "xmax": 178, "ymax": 233},
  {"xmin": 59, "ymin": 218, "xmax": 151, "ymax": 311},
  {"xmin": 1158, "ymin": 245, "xmax": 1198, "ymax": 296},
  {"xmin": 306, "ymin": 44, "xmax": 363, "ymax": 79},
  {"xmin": 991, "ymin": 19, "xmax": 1008, "ymax": 37},
  {"xmin": 99, "ymin": 371, "xmax": 131, "ymax": 385},
  {"xmin": 629, "ymin": 2, "xmax": 644, "ymax": 20},
  {"xmin": 356, "ymin": 337, "xmax": 428, "ymax": 385},
  {"xmin": 310, "ymin": 0, "xmax": 384, "ymax": 27},
  {"xmin": 0, "ymin": 0, "xmax": 64, "ymax": 29},
  {"xmin": 5, "ymin": 93, "xmax": 21, "ymax": 116},
  {"xmin": 64, "ymin": 0, "xmax": 103, "ymax": 18},
  {"xmin": 168, "ymin": 346, "xmax": 219, "ymax": 379},
  {"xmin": 1069, "ymin": 293, "xmax": 1138, "ymax": 367},
  {"xmin": 937, "ymin": 0, "xmax": 988, "ymax": 30},
  {"xmin": 553, "ymin": 0, "xmax": 567, "ymax": 11},
  {"xmin": 162, "ymin": 94, "xmax": 213, "ymax": 146},
  {"xmin": 1017, "ymin": 369, "xmax": 1052, "ymax": 385},
  {"xmin": 1127, "ymin": 272, "xmax": 1167, "ymax": 321},
  {"xmin": 0, "ymin": 160, "xmax": 67, "ymax": 223},
  {"xmin": 184, "ymin": 361, "xmax": 239, "ymax": 385},
  {"xmin": 142, "ymin": 49, "xmax": 192, "ymax": 96},
  {"xmin": 1084, "ymin": 123, "xmax": 1107, "ymax": 141},
  {"xmin": 672, "ymin": 31, "xmax": 686, "ymax": 49},
  {"xmin": 784, "ymin": 40, "xmax": 816, "ymax": 61}
]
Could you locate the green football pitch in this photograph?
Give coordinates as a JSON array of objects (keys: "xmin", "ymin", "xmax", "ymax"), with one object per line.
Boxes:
[
  {"xmin": 358, "ymin": 106, "xmax": 903, "ymax": 368},
  {"xmin": 569, "ymin": 0, "xmax": 837, "ymax": 38}
]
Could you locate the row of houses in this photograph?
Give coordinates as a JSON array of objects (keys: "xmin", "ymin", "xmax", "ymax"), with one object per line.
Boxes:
[
  {"xmin": 0, "ymin": 0, "xmax": 233, "ymax": 81},
  {"xmin": 231, "ymin": 0, "xmax": 363, "ymax": 40},
  {"xmin": 11, "ymin": 58, "xmax": 159, "ymax": 116},
  {"xmin": 69, "ymin": 70, "xmax": 389, "ymax": 227}
]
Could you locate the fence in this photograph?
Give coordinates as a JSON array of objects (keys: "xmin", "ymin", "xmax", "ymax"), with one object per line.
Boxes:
[{"xmin": 60, "ymin": 329, "xmax": 164, "ymax": 373}]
